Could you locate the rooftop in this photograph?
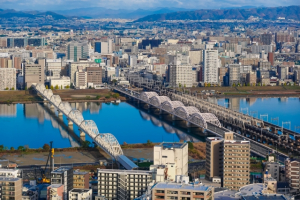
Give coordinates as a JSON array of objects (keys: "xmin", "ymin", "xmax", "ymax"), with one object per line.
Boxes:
[
  {"xmin": 207, "ymin": 137, "xmax": 223, "ymax": 141},
  {"xmin": 0, "ymin": 177, "xmax": 20, "ymax": 181},
  {"xmin": 74, "ymin": 171, "xmax": 88, "ymax": 175},
  {"xmin": 97, "ymin": 169, "xmax": 152, "ymax": 175},
  {"xmin": 48, "ymin": 184, "xmax": 63, "ymax": 188},
  {"xmin": 224, "ymin": 140, "xmax": 250, "ymax": 144},
  {"xmin": 52, "ymin": 166, "xmax": 72, "ymax": 173},
  {"xmin": 241, "ymin": 195, "xmax": 288, "ymax": 200},
  {"xmin": 70, "ymin": 188, "xmax": 91, "ymax": 193},
  {"xmin": 153, "ymin": 182, "xmax": 211, "ymax": 192},
  {"xmin": 156, "ymin": 142, "xmax": 186, "ymax": 149}
]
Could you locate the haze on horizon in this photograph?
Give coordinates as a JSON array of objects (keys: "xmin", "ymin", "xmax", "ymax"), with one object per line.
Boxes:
[{"xmin": 0, "ymin": 0, "xmax": 300, "ymax": 11}]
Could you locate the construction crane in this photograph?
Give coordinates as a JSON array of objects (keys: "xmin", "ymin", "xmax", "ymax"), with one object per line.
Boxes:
[{"xmin": 38, "ymin": 141, "xmax": 54, "ymax": 184}]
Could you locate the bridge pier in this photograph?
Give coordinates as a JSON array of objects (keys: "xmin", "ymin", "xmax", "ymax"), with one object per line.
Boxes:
[
  {"xmin": 67, "ymin": 118, "xmax": 73, "ymax": 126},
  {"xmin": 79, "ymin": 129, "xmax": 86, "ymax": 141},
  {"xmin": 50, "ymin": 104, "xmax": 55, "ymax": 109},
  {"xmin": 58, "ymin": 110, "xmax": 63, "ymax": 117}
]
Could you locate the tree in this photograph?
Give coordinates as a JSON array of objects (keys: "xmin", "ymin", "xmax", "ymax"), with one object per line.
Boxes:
[
  {"xmin": 179, "ymin": 83, "xmax": 182, "ymax": 88},
  {"xmin": 146, "ymin": 140, "xmax": 152, "ymax": 145},
  {"xmin": 65, "ymin": 85, "xmax": 70, "ymax": 89},
  {"xmin": 263, "ymin": 83, "xmax": 266, "ymax": 86},
  {"xmin": 25, "ymin": 86, "xmax": 27, "ymax": 90},
  {"xmin": 81, "ymin": 141, "xmax": 91, "ymax": 148},
  {"xmin": 207, "ymin": 83, "xmax": 211, "ymax": 87},
  {"xmin": 10, "ymin": 87, "xmax": 14, "ymax": 90},
  {"xmin": 61, "ymin": 85, "xmax": 63, "ymax": 89},
  {"xmin": 17, "ymin": 146, "xmax": 24, "ymax": 151},
  {"xmin": 50, "ymin": 85, "xmax": 54, "ymax": 90},
  {"xmin": 89, "ymin": 86, "xmax": 92, "ymax": 89},
  {"xmin": 10, "ymin": 147, "xmax": 15, "ymax": 151},
  {"xmin": 247, "ymin": 83, "xmax": 250, "ymax": 86},
  {"xmin": 0, "ymin": 145, "xmax": 3, "ymax": 151},
  {"xmin": 187, "ymin": 141, "xmax": 194, "ymax": 149},
  {"xmin": 112, "ymin": 93, "xmax": 120, "ymax": 98},
  {"xmin": 55, "ymin": 85, "xmax": 59, "ymax": 90},
  {"xmin": 112, "ymin": 79, "xmax": 117, "ymax": 85},
  {"xmin": 5, "ymin": 87, "xmax": 9, "ymax": 90},
  {"xmin": 45, "ymin": 85, "xmax": 49, "ymax": 89},
  {"xmin": 43, "ymin": 144, "xmax": 50, "ymax": 151},
  {"xmin": 232, "ymin": 83, "xmax": 236, "ymax": 87}
]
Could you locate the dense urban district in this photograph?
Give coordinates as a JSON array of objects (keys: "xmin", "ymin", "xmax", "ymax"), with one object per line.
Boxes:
[{"xmin": 0, "ymin": 4, "xmax": 300, "ymax": 200}]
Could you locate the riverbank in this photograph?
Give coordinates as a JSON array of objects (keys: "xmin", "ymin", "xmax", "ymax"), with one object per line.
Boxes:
[{"xmin": 0, "ymin": 89, "xmax": 125, "ymax": 104}]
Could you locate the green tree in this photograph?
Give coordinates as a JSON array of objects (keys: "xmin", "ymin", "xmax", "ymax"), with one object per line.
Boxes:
[
  {"xmin": 207, "ymin": 83, "xmax": 211, "ymax": 87},
  {"xmin": 112, "ymin": 93, "xmax": 120, "ymax": 98},
  {"xmin": 65, "ymin": 85, "xmax": 70, "ymax": 89},
  {"xmin": 187, "ymin": 141, "xmax": 194, "ymax": 149},
  {"xmin": 263, "ymin": 83, "xmax": 266, "ymax": 86},
  {"xmin": 179, "ymin": 83, "xmax": 182, "ymax": 88},
  {"xmin": 89, "ymin": 86, "xmax": 92, "ymax": 89},
  {"xmin": 43, "ymin": 144, "xmax": 50, "ymax": 151},
  {"xmin": 25, "ymin": 86, "xmax": 27, "ymax": 90},
  {"xmin": 112, "ymin": 79, "xmax": 117, "ymax": 85},
  {"xmin": 50, "ymin": 85, "xmax": 54, "ymax": 90},
  {"xmin": 184, "ymin": 84, "xmax": 186, "ymax": 88},
  {"xmin": 17, "ymin": 146, "xmax": 24, "ymax": 151},
  {"xmin": 55, "ymin": 85, "xmax": 59, "ymax": 90},
  {"xmin": 232, "ymin": 83, "xmax": 236, "ymax": 87},
  {"xmin": 10, "ymin": 87, "xmax": 14, "ymax": 90},
  {"xmin": 247, "ymin": 83, "xmax": 250, "ymax": 86},
  {"xmin": 10, "ymin": 147, "xmax": 15, "ymax": 151},
  {"xmin": 5, "ymin": 87, "xmax": 9, "ymax": 90},
  {"xmin": 45, "ymin": 85, "xmax": 49, "ymax": 89},
  {"xmin": 146, "ymin": 140, "xmax": 152, "ymax": 145},
  {"xmin": 61, "ymin": 85, "xmax": 63, "ymax": 89},
  {"xmin": 81, "ymin": 141, "xmax": 91, "ymax": 148},
  {"xmin": 0, "ymin": 145, "xmax": 4, "ymax": 151}
]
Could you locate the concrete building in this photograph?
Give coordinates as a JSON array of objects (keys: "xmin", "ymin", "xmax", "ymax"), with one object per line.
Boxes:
[
  {"xmin": 67, "ymin": 42, "xmax": 89, "ymax": 62},
  {"xmin": 0, "ymin": 68, "xmax": 16, "ymax": 90},
  {"xmin": 261, "ymin": 33, "xmax": 272, "ymax": 45},
  {"xmin": 223, "ymin": 132, "xmax": 250, "ymax": 190},
  {"xmin": 168, "ymin": 64, "xmax": 193, "ymax": 88},
  {"xmin": 46, "ymin": 59, "xmax": 62, "ymax": 78},
  {"xmin": 203, "ymin": 50, "xmax": 219, "ymax": 84},
  {"xmin": 228, "ymin": 64, "xmax": 241, "ymax": 86},
  {"xmin": 87, "ymin": 67, "xmax": 102, "ymax": 87},
  {"xmin": 75, "ymin": 68, "xmax": 87, "ymax": 89},
  {"xmin": 246, "ymin": 72, "xmax": 256, "ymax": 86},
  {"xmin": 97, "ymin": 169, "xmax": 153, "ymax": 200},
  {"xmin": 251, "ymin": 45, "xmax": 273, "ymax": 54},
  {"xmin": 22, "ymin": 190, "xmax": 39, "ymax": 200},
  {"xmin": 264, "ymin": 162, "xmax": 280, "ymax": 182},
  {"xmin": 278, "ymin": 66, "xmax": 288, "ymax": 80},
  {"xmin": 151, "ymin": 182, "xmax": 214, "ymax": 200},
  {"xmin": 259, "ymin": 61, "xmax": 271, "ymax": 71},
  {"xmin": 69, "ymin": 189, "xmax": 92, "ymax": 200},
  {"xmin": 0, "ymin": 169, "xmax": 22, "ymax": 178},
  {"xmin": 51, "ymin": 167, "xmax": 73, "ymax": 200},
  {"xmin": 0, "ymin": 177, "xmax": 22, "ymax": 200},
  {"xmin": 24, "ymin": 64, "xmax": 44, "ymax": 88},
  {"xmin": 129, "ymin": 55, "xmax": 137, "ymax": 67},
  {"xmin": 73, "ymin": 171, "xmax": 89, "ymax": 189},
  {"xmin": 205, "ymin": 137, "xmax": 224, "ymax": 181},
  {"xmin": 103, "ymin": 67, "xmax": 116, "ymax": 83},
  {"xmin": 50, "ymin": 76, "xmax": 70, "ymax": 89},
  {"xmin": 68, "ymin": 62, "xmax": 94, "ymax": 85},
  {"xmin": 153, "ymin": 142, "xmax": 188, "ymax": 178},
  {"xmin": 189, "ymin": 49, "xmax": 203, "ymax": 65},
  {"xmin": 95, "ymin": 42, "xmax": 108, "ymax": 54},
  {"xmin": 285, "ymin": 158, "xmax": 300, "ymax": 191},
  {"xmin": 47, "ymin": 184, "xmax": 64, "ymax": 200}
]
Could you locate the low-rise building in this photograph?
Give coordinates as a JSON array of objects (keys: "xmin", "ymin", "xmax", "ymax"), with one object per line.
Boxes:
[
  {"xmin": 49, "ymin": 76, "xmax": 70, "ymax": 89},
  {"xmin": 69, "ymin": 189, "xmax": 92, "ymax": 200},
  {"xmin": 0, "ymin": 177, "xmax": 22, "ymax": 200},
  {"xmin": 73, "ymin": 171, "xmax": 89, "ymax": 189},
  {"xmin": 22, "ymin": 190, "xmax": 39, "ymax": 200},
  {"xmin": 47, "ymin": 184, "xmax": 64, "ymax": 200},
  {"xmin": 0, "ymin": 68, "xmax": 16, "ymax": 90},
  {"xmin": 151, "ymin": 182, "xmax": 214, "ymax": 200}
]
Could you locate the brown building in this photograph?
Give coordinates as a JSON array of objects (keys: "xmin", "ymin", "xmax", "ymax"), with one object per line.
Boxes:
[
  {"xmin": 152, "ymin": 182, "xmax": 214, "ymax": 200},
  {"xmin": 237, "ymin": 58, "xmax": 260, "ymax": 67},
  {"xmin": 0, "ymin": 57, "xmax": 10, "ymax": 68},
  {"xmin": 47, "ymin": 184, "xmax": 64, "ymax": 200},
  {"xmin": 206, "ymin": 137, "xmax": 223, "ymax": 180},
  {"xmin": 268, "ymin": 52, "xmax": 274, "ymax": 66},
  {"xmin": 13, "ymin": 57, "xmax": 22, "ymax": 70},
  {"xmin": 0, "ymin": 38, "xmax": 7, "ymax": 47},
  {"xmin": 0, "ymin": 177, "xmax": 22, "ymax": 200},
  {"xmin": 73, "ymin": 171, "xmax": 89, "ymax": 189},
  {"xmin": 223, "ymin": 132, "xmax": 250, "ymax": 190},
  {"xmin": 275, "ymin": 33, "xmax": 295, "ymax": 43},
  {"xmin": 87, "ymin": 67, "xmax": 102, "ymax": 85},
  {"xmin": 24, "ymin": 64, "xmax": 45, "ymax": 88},
  {"xmin": 285, "ymin": 158, "xmax": 300, "ymax": 190}
]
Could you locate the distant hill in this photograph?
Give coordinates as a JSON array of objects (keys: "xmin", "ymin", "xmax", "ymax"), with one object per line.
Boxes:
[
  {"xmin": 55, "ymin": 7, "xmax": 194, "ymax": 19},
  {"xmin": 135, "ymin": 6, "xmax": 300, "ymax": 22},
  {"xmin": 0, "ymin": 9, "xmax": 68, "ymax": 20}
]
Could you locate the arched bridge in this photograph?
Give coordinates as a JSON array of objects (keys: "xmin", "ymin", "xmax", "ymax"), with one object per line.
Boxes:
[{"xmin": 35, "ymin": 84, "xmax": 137, "ymax": 170}]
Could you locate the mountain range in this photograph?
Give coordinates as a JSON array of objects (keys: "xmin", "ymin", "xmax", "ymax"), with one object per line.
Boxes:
[
  {"xmin": 136, "ymin": 5, "xmax": 300, "ymax": 22},
  {"xmin": 54, "ymin": 7, "xmax": 194, "ymax": 19},
  {"xmin": 0, "ymin": 9, "xmax": 68, "ymax": 19}
]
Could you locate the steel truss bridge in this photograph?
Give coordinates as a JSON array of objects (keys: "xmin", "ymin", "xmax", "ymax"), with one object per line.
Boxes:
[{"xmin": 34, "ymin": 84, "xmax": 137, "ymax": 170}]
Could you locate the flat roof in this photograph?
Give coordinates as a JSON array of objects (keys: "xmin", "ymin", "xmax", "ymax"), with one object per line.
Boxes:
[
  {"xmin": 98, "ymin": 169, "xmax": 152, "ymax": 175},
  {"xmin": 153, "ymin": 182, "xmax": 211, "ymax": 192},
  {"xmin": 0, "ymin": 177, "xmax": 20, "ymax": 181},
  {"xmin": 48, "ymin": 184, "xmax": 63, "ymax": 188},
  {"xmin": 207, "ymin": 137, "xmax": 223, "ymax": 141},
  {"xmin": 74, "ymin": 171, "xmax": 88, "ymax": 175},
  {"xmin": 156, "ymin": 142, "xmax": 186, "ymax": 149},
  {"xmin": 52, "ymin": 166, "xmax": 72, "ymax": 173},
  {"xmin": 239, "ymin": 183, "xmax": 263, "ymax": 196},
  {"xmin": 70, "ymin": 189, "xmax": 90, "ymax": 193},
  {"xmin": 242, "ymin": 195, "xmax": 287, "ymax": 200},
  {"xmin": 224, "ymin": 140, "xmax": 250, "ymax": 144}
]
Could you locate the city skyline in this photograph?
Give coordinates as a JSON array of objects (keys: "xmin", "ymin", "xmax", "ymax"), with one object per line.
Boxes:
[{"xmin": 0, "ymin": 0, "xmax": 299, "ymax": 11}]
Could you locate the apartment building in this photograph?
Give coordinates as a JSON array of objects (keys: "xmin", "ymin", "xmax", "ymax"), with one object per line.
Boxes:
[
  {"xmin": 75, "ymin": 68, "xmax": 87, "ymax": 89},
  {"xmin": 73, "ymin": 171, "xmax": 89, "ymax": 189},
  {"xmin": 189, "ymin": 49, "xmax": 203, "ymax": 65},
  {"xmin": 69, "ymin": 189, "xmax": 92, "ymax": 200},
  {"xmin": 168, "ymin": 64, "xmax": 193, "ymax": 87},
  {"xmin": 152, "ymin": 182, "xmax": 214, "ymax": 200},
  {"xmin": 205, "ymin": 137, "xmax": 223, "ymax": 181},
  {"xmin": 46, "ymin": 59, "xmax": 62, "ymax": 78},
  {"xmin": 0, "ymin": 169, "xmax": 22, "ymax": 178},
  {"xmin": 24, "ymin": 64, "xmax": 45, "ymax": 88},
  {"xmin": 285, "ymin": 158, "xmax": 300, "ymax": 191},
  {"xmin": 264, "ymin": 162, "xmax": 280, "ymax": 182},
  {"xmin": 153, "ymin": 142, "xmax": 188, "ymax": 178},
  {"xmin": 203, "ymin": 50, "xmax": 219, "ymax": 84},
  {"xmin": 51, "ymin": 167, "xmax": 73, "ymax": 200},
  {"xmin": 246, "ymin": 72, "xmax": 256, "ymax": 86},
  {"xmin": 97, "ymin": 169, "xmax": 153, "ymax": 200},
  {"xmin": 0, "ymin": 68, "xmax": 16, "ymax": 90},
  {"xmin": 0, "ymin": 177, "xmax": 22, "ymax": 200},
  {"xmin": 47, "ymin": 184, "xmax": 64, "ymax": 200},
  {"xmin": 228, "ymin": 64, "xmax": 241, "ymax": 86},
  {"xmin": 223, "ymin": 135, "xmax": 250, "ymax": 190},
  {"xmin": 87, "ymin": 67, "xmax": 102, "ymax": 86}
]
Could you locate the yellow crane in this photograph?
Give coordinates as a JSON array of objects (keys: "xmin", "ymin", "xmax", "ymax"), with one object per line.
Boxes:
[{"xmin": 38, "ymin": 141, "xmax": 54, "ymax": 184}]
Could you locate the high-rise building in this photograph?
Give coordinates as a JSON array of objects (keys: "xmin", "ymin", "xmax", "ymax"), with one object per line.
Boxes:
[
  {"xmin": 0, "ymin": 68, "xmax": 16, "ymax": 90},
  {"xmin": 46, "ymin": 59, "xmax": 62, "ymax": 78},
  {"xmin": 275, "ymin": 33, "xmax": 295, "ymax": 43},
  {"xmin": 67, "ymin": 42, "xmax": 89, "ymax": 62},
  {"xmin": 251, "ymin": 45, "xmax": 273, "ymax": 54},
  {"xmin": 223, "ymin": 133, "xmax": 250, "ymax": 190},
  {"xmin": 189, "ymin": 49, "xmax": 203, "ymax": 65},
  {"xmin": 97, "ymin": 169, "xmax": 153, "ymax": 200},
  {"xmin": 228, "ymin": 64, "xmax": 241, "ymax": 86},
  {"xmin": 0, "ymin": 177, "xmax": 22, "ymax": 200},
  {"xmin": 205, "ymin": 137, "xmax": 224, "ymax": 181},
  {"xmin": 51, "ymin": 167, "xmax": 73, "ymax": 200},
  {"xmin": 129, "ymin": 55, "xmax": 137, "ymax": 67},
  {"xmin": 285, "ymin": 158, "xmax": 300, "ymax": 191},
  {"xmin": 24, "ymin": 64, "xmax": 44, "ymax": 88},
  {"xmin": 153, "ymin": 142, "xmax": 188, "ymax": 177},
  {"xmin": 278, "ymin": 66, "xmax": 288, "ymax": 80},
  {"xmin": 264, "ymin": 162, "xmax": 280, "ymax": 182},
  {"xmin": 95, "ymin": 42, "xmax": 109, "ymax": 54},
  {"xmin": 246, "ymin": 72, "xmax": 256, "ymax": 86},
  {"xmin": 6, "ymin": 37, "xmax": 45, "ymax": 47},
  {"xmin": 260, "ymin": 33, "xmax": 272, "ymax": 45},
  {"xmin": 13, "ymin": 56, "xmax": 22, "ymax": 70},
  {"xmin": 203, "ymin": 50, "xmax": 219, "ymax": 84},
  {"xmin": 168, "ymin": 64, "xmax": 193, "ymax": 88}
]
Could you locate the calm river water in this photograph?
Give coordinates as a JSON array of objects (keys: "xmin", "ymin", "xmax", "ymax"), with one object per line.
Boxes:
[{"xmin": 0, "ymin": 97, "xmax": 300, "ymax": 149}]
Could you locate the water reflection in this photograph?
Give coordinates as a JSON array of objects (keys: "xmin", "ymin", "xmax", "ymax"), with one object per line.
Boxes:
[{"xmin": 0, "ymin": 104, "xmax": 16, "ymax": 116}]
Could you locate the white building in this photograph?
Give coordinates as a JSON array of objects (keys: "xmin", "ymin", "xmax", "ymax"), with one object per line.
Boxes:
[
  {"xmin": 129, "ymin": 55, "xmax": 137, "ymax": 67},
  {"xmin": 0, "ymin": 68, "xmax": 16, "ymax": 90},
  {"xmin": 69, "ymin": 61, "xmax": 95, "ymax": 85},
  {"xmin": 75, "ymin": 69, "xmax": 87, "ymax": 89},
  {"xmin": 103, "ymin": 66, "xmax": 116, "ymax": 83},
  {"xmin": 0, "ymin": 169, "xmax": 22, "ymax": 178},
  {"xmin": 189, "ymin": 49, "xmax": 203, "ymax": 65},
  {"xmin": 69, "ymin": 189, "xmax": 92, "ymax": 200},
  {"xmin": 168, "ymin": 64, "xmax": 193, "ymax": 87},
  {"xmin": 46, "ymin": 59, "xmax": 62, "ymax": 78},
  {"xmin": 153, "ymin": 142, "xmax": 188, "ymax": 178},
  {"xmin": 50, "ymin": 76, "xmax": 70, "ymax": 89},
  {"xmin": 203, "ymin": 50, "xmax": 219, "ymax": 84}
]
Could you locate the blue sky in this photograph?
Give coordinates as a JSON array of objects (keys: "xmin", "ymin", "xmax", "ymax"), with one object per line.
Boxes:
[{"xmin": 0, "ymin": 0, "xmax": 299, "ymax": 10}]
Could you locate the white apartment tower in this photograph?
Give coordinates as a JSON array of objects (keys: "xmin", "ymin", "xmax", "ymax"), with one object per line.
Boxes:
[
  {"xmin": 168, "ymin": 64, "xmax": 193, "ymax": 88},
  {"xmin": 0, "ymin": 68, "xmax": 16, "ymax": 90},
  {"xmin": 203, "ymin": 49, "xmax": 219, "ymax": 84}
]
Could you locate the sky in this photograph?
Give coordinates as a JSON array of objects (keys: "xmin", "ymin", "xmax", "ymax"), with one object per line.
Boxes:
[{"xmin": 0, "ymin": 0, "xmax": 299, "ymax": 11}]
